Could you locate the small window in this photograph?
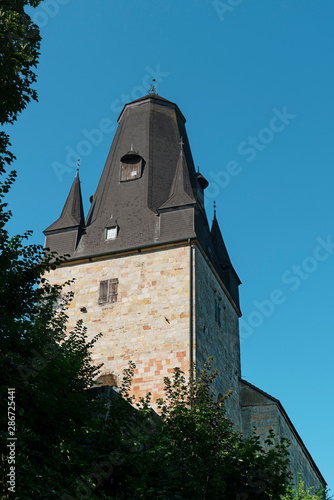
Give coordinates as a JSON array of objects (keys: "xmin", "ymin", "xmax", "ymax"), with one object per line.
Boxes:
[
  {"xmin": 215, "ymin": 299, "xmax": 221, "ymax": 327},
  {"xmin": 120, "ymin": 153, "xmax": 142, "ymax": 182},
  {"xmin": 98, "ymin": 278, "xmax": 119, "ymax": 305},
  {"xmin": 106, "ymin": 226, "xmax": 118, "ymax": 240}
]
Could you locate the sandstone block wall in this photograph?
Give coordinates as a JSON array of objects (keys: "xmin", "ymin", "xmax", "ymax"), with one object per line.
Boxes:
[{"xmin": 46, "ymin": 245, "xmax": 191, "ymax": 404}]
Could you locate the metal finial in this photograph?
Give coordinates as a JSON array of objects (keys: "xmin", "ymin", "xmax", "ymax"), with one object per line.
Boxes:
[
  {"xmin": 130, "ymin": 143, "xmax": 133, "ymax": 151},
  {"xmin": 76, "ymin": 158, "xmax": 80, "ymax": 176},
  {"xmin": 180, "ymin": 136, "xmax": 184, "ymax": 156},
  {"xmin": 213, "ymin": 201, "xmax": 216, "ymax": 217},
  {"xmin": 149, "ymin": 78, "xmax": 158, "ymax": 94}
]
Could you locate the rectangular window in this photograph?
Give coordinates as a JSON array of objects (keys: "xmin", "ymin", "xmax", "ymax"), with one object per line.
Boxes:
[
  {"xmin": 98, "ymin": 278, "xmax": 119, "ymax": 305},
  {"xmin": 106, "ymin": 226, "xmax": 118, "ymax": 240},
  {"xmin": 215, "ymin": 299, "xmax": 221, "ymax": 327}
]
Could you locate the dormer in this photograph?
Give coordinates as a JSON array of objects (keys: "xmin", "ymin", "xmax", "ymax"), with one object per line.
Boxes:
[{"xmin": 120, "ymin": 151, "xmax": 143, "ymax": 182}]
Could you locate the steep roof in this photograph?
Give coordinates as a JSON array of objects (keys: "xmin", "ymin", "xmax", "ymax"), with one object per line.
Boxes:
[
  {"xmin": 44, "ymin": 92, "xmax": 240, "ymax": 311},
  {"xmin": 211, "ymin": 212, "xmax": 232, "ymax": 268},
  {"xmin": 75, "ymin": 92, "xmax": 200, "ymax": 256},
  {"xmin": 44, "ymin": 171, "xmax": 85, "ymax": 233},
  {"xmin": 159, "ymin": 150, "xmax": 196, "ymax": 210},
  {"xmin": 210, "ymin": 211, "xmax": 241, "ymax": 309},
  {"xmin": 117, "ymin": 92, "xmax": 186, "ymax": 124}
]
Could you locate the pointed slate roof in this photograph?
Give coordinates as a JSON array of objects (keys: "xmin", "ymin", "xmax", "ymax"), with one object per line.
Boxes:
[
  {"xmin": 210, "ymin": 211, "xmax": 241, "ymax": 309},
  {"xmin": 117, "ymin": 92, "xmax": 186, "ymax": 124},
  {"xmin": 73, "ymin": 92, "xmax": 201, "ymax": 256},
  {"xmin": 43, "ymin": 92, "xmax": 241, "ymax": 311},
  {"xmin": 211, "ymin": 212, "xmax": 232, "ymax": 268},
  {"xmin": 44, "ymin": 171, "xmax": 85, "ymax": 233},
  {"xmin": 159, "ymin": 150, "xmax": 196, "ymax": 210}
]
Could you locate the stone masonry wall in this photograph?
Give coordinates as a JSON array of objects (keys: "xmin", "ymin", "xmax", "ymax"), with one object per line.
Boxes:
[
  {"xmin": 240, "ymin": 382, "xmax": 324, "ymax": 491},
  {"xmin": 194, "ymin": 247, "xmax": 242, "ymax": 430},
  {"xmin": 46, "ymin": 245, "xmax": 191, "ymax": 404}
]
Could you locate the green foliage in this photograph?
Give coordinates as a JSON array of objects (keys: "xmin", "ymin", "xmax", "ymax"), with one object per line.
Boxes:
[
  {"xmin": 0, "ymin": 0, "xmax": 42, "ymax": 172},
  {"xmin": 0, "ymin": 0, "xmax": 42, "ymax": 125},
  {"xmin": 0, "ymin": 173, "xmax": 110, "ymax": 499},
  {"xmin": 104, "ymin": 359, "xmax": 291, "ymax": 500},
  {"xmin": 282, "ymin": 474, "xmax": 328, "ymax": 500},
  {"xmin": 0, "ymin": 4, "xmax": 121, "ymax": 498}
]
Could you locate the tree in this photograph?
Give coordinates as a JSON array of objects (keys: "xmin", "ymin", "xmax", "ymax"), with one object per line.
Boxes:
[
  {"xmin": 282, "ymin": 474, "xmax": 328, "ymax": 500},
  {"xmin": 0, "ymin": 171, "xmax": 115, "ymax": 499},
  {"xmin": 0, "ymin": 0, "xmax": 42, "ymax": 172},
  {"xmin": 0, "ymin": 4, "xmax": 120, "ymax": 498},
  {"xmin": 103, "ymin": 359, "xmax": 291, "ymax": 500}
]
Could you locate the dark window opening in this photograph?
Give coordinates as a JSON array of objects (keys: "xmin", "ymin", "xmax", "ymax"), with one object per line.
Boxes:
[
  {"xmin": 215, "ymin": 299, "xmax": 221, "ymax": 327},
  {"xmin": 98, "ymin": 278, "xmax": 119, "ymax": 305}
]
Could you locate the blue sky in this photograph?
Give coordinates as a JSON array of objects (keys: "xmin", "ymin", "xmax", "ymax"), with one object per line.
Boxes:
[{"xmin": 5, "ymin": 0, "xmax": 334, "ymax": 491}]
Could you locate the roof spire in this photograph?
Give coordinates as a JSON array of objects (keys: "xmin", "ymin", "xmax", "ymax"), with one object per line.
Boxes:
[
  {"xmin": 76, "ymin": 158, "xmax": 80, "ymax": 177},
  {"xmin": 213, "ymin": 201, "xmax": 216, "ymax": 219},
  {"xmin": 44, "ymin": 167, "xmax": 85, "ymax": 234},
  {"xmin": 149, "ymin": 78, "xmax": 158, "ymax": 94}
]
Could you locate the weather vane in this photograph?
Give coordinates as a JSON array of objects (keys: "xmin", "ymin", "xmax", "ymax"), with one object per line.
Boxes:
[{"xmin": 149, "ymin": 78, "xmax": 158, "ymax": 94}]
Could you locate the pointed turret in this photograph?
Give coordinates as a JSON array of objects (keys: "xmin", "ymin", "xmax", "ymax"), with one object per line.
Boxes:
[
  {"xmin": 158, "ymin": 146, "xmax": 196, "ymax": 210},
  {"xmin": 211, "ymin": 209, "xmax": 241, "ymax": 309},
  {"xmin": 211, "ymin": 210, "xmax": 232, "ymax": 268},
  {"xmin": 44, "ymin": 170, "xmax": 85, "ymax": 255}
]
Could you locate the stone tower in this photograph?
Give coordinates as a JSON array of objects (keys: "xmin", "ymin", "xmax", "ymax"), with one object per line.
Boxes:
[{"xmin": 44, "ymin": 92, "xmax": 325, "ymax": 489}]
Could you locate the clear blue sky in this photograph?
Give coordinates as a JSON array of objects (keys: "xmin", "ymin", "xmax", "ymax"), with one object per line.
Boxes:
[{"xmin": 5, "ymin": 0, "xmax": 334, "ymax": 491}]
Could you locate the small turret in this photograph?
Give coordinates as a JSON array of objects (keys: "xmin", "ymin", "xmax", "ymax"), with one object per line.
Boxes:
[
  {"xmin": 158, "ymin": 139, "xmax": 196, "ymax": 210},
  {"xmin": 211, "ymin": 207, "xmax": 241, "ymax": 309},
  {"xmin": 44, "ymin": 168, "xmax": 85, "ymax": 256}
]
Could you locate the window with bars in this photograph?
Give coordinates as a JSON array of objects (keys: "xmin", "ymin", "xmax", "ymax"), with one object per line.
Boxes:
[{"xmin": 98, "ymin": 278, "xmax": 119, "ymax": 305}]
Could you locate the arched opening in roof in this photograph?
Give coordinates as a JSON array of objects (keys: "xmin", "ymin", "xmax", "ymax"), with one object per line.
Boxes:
[{"xmin": 120, "ymin": 151, "xmax": 143, "ymax": 182}]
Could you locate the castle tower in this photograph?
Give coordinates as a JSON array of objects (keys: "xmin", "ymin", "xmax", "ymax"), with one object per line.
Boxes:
[
  {"xmin": 44, "ymin": 91, "xmax": 326, "ymax": 489},
  {"xmin": 44, "ymin": 92, "xmax": 242, "ymax": 424}
]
